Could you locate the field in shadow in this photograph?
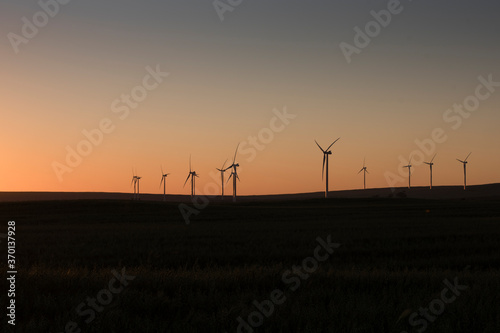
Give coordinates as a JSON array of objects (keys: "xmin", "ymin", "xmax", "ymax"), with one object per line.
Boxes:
[{"xmin": 1, "ymin": 197, "xmax": 499, "ymax": 332}]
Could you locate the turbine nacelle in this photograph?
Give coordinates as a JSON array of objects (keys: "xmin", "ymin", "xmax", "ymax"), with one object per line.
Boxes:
[
  {"xmin": 457, "ymin": 152, "xmax": 471, "ymax": 165},
  {"xmin": 358, "ymin": 166, "xmax": 368, "ymax": 174},
  {"xmin": 424, "ymin": 153, "xmax": 437, "ymax": 167},
  {"xmin": 217, "ymin": 159, "xmax": 228, "ymax": 173}
]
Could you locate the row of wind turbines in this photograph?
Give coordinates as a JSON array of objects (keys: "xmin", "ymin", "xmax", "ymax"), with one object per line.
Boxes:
[
  {"xmin": 131, "ymin": 144, "xmax": 241, "ymax": 202},
  {"xmin": 315, "ymin": 138, "xmax": 472, "ymax": 198},
  {"xmin": 130, "ymin": 138, "xmax": 473, "ymax": 201},
  {"xmin": 402, "ymin": 152, "xmax": 472, "ymax": 190}
]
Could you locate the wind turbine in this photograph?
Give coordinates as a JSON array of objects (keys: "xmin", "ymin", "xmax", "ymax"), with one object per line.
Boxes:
[
  {"xmin": 315, "ymin": 137, "xmax": 340, "ymax": 198},
  {"xmin": 135, "ymin": 174, "xmax": 142, "ymax": 200},
  {"xmin": 131, "ymin": 170, "xmax": 137, "ymax": 200},
  {"xmin": 183, "ymin": 156, "xmax": 199, "ymax": 197},
  {"xmin": 131, "ymin": 169, "xmax": 141, "ymax": 200},
  {"xmin": 423, "ymin": 153, "xmax": 437, "ymax": 189},
  {"xmin": 358, "ymin": 158, "xmax": 369, "ymax": 190},
  {"xmin": 226, "ymin": 144, "xmax": 240, "ymax": 202},
  {"xmin": 216, "ymin": 159, "xmax": 228, "ymax": 199},
  {"xmin": 159, "ymin": 166, "xmax": 170, "ymax": 201},
  {"xmin": 457, "ymin": 152, "xmax": 471, "ymax": 190},
  {"xmin": 403, "ymin": 157, "xmax": 412, "ymax": 189}
]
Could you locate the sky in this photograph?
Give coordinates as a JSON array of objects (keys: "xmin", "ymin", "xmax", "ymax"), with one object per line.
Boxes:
[{"xmin": 1, "ymin": 0, "xmax": 499, "ymax": 195}]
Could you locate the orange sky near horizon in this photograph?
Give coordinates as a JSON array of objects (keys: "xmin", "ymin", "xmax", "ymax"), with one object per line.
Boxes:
[{"xmin": 1, "ymin": 1, "xmax": 499, "ymax": 195}]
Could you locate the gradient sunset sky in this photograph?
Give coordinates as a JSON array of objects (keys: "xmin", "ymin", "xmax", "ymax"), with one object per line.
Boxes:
[{"xmin": 1, "ymin": 0, "xmax": 499, "ymax": 195}]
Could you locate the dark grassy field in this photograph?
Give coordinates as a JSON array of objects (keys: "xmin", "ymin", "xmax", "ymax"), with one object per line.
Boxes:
[{"xmin": 1, "ymin": 197, "xmax": 499, "ymax": 332}]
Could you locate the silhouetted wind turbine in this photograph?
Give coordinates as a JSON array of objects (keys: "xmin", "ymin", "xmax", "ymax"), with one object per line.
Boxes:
[
  {"xmin": 131, "ymin": 170, "xmax": 137, "ymax": 200},
  {"xmin": 183, "ymin": 156, "xmax": 199, "ymax": 197},
  {"xmin": 226, "ymin": 144, "xmax": 240, "ymax": 202},
  {"xmin": 135, "ymin": 174, "xmax": 142, "ymax": 200},
  {"xmin": 358, "ymin": 158, "xmax": 369, "ymax": 190},
  {"xmin": 159, "ymin": 166, "xmax": 170, "ymax": 201},
  {"xmin": 315, "ymin": 138, "xmax": 340, "ymax": 198},
  {"xmin": 457, "ymin": 152, "xmax": 471, "ymax": 190},
  {"xmin": 403, "ymin": 157, "xmax": 412, "ymax": 189},
  {"xmin": 216, "ymin": 159, "xmax": 228, "ymax": 199},
  {"xmin": 423, "ymin": 153, "xmax": 437, "ymax": 189}
]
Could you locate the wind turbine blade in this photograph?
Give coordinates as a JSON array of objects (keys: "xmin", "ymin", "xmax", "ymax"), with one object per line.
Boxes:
[
  {"xmin": 222, "ymin": 158, "xmax": 228, "ymax": 170},
  {"xmin": 408, "ymin": 156, "xmax": 412, "ymax": 165},
  {"xmin": 465, "ymin": 152, "xmax": 471, "ymax": 162},
  {"xmin": 232, "ymin": 143, "xmax": 240, "ymax": 164},
  {"xmin": 236, "ymin": 173, "xmax": 240, "ymax": 181},
  {"xmin": 189, "ymin": 155, "xmax": 192, "ymax": 173},
  {"xmin": 314, "ymin": 140, "xmax": 325, "ymax": 153},
  {"xmin": 322, "ymin": 154, "xmax": 326, "ymax": 180},
  {"xmin": 159, "ymin": 176, "xmax": 164, "ymax": 188},
  {"xmin": 457, "ymin": 159, "xmax": 464, "ymax": 163},
  {"xmin": 430, "ymin": 153, "xmax": 437, "ymax": 163},
  {"xmin": 183, "ymin": 174, "xmax": 191, "ymax": 187},
  {"xmin": 358, "ymin": 168, "xmax": 363, "ymax": 174},
  {"xmin": 365, "ymin": 169, "xmax": 369, "ymax": 174},
  {"xmin": 227, "ymin": 173, "xmax": 233, "ymax": 184},
  {"xmin": 363, "ymin": 157, "xmax": 366, "ymax": 168},
  {"xmin": 326, "ymin": 137, "xmax": 340, "ymax": 151}
]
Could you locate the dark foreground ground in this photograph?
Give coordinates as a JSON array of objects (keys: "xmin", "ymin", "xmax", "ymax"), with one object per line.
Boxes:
[{"xmin": 1, "ymin": 197, "xmax": 499, "ymax": 332}]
